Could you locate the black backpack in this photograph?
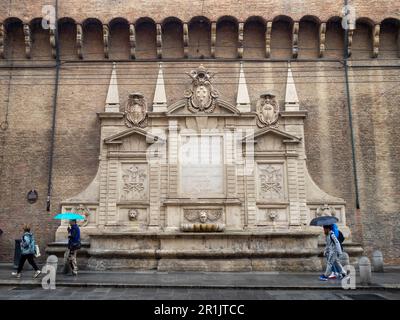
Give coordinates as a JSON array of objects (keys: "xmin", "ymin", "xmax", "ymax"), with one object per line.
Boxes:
[{"xmin": 337, "ymin": 230, "xmax": 345, "ymax": 244}]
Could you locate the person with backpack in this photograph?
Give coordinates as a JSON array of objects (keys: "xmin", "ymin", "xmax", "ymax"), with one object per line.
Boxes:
[
  {"xmin": 319, "ymin": 224, "xmax": 347, "ymax": 281},
  {"xmin": 66, "ymin": 219, "xmax": 81, "ymax": 276},
  {"xmin": 328, "ymin": 223, "xmax": 345, "ymax": 279},
  {"xmin": 11, "ymin": 225, "xmax": 41, "ymax": 279}
]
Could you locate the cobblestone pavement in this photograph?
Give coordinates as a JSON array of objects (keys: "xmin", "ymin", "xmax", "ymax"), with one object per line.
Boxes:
[{"xmin": 0, "ymin": 286, "xmax": 399, "ymax": 300}]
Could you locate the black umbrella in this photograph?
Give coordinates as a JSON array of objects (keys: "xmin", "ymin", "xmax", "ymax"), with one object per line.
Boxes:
[{"xmin": 310, "ymin": 215, "xmax": 338, "ymax": 226}]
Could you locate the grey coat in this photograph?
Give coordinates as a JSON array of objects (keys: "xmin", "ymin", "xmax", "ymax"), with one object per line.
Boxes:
[{"xmin": 324, "ymin": 230, "xmax": 343, "ymax": 257}]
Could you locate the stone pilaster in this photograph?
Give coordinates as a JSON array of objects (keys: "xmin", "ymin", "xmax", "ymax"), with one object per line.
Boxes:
[
  {"xmin": 105, "ymin": 159, "xmax": 118, "ymax": 225},
  {"xmin": 148, "ymin": 163, "xmax": 161, "ymax": 230}
]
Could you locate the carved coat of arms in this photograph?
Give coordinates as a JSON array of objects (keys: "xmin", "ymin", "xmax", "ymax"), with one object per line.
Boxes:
[
  {"xmin": 124, "ymin": 92, "xmax": 147, "ymax": 127},
  {"xmin": 184, "ymin": 65, "xmax": 219, "ymax": 113},
  {"xmin": 256, "ymin": 93, "xmax": 280, "ymax": 128}
]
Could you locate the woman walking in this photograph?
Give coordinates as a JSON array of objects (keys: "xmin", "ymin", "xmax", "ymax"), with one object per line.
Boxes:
[{"xmin": 11, "ymin": 225, "xmax": 41, "ymax": 279}]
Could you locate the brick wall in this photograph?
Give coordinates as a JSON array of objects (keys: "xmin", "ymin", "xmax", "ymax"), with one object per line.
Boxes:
[{"xmin": 0, "ymin": 0, "xmax": 399, "ymax": 265}]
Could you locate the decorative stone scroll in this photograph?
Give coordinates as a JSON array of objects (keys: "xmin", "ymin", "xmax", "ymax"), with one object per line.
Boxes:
[
  {"xmin": 49, "ymin": 28, "xmax": 56, "ymax": 58},
  {"xmin": 238, "ymin": 22, "xmax": 244, "ymax": 58},
  {"xmin": 23, "ymin": 24, "xmax": 31, "ymax": 59},
  {"xmin": 292, "ymin": 22, "xmax": 299, "ymax": 58},
  {"xmin": 103, "ymin": 24, "xmax": 110, "ymax": 59},
  {"xmin": 184, "ymin": 65, "xmax": 219, "ymax": 113},
  {"xmin": 210, "ymin": 22, "xmax": 216, "ymax": 58},
  {"xmin": 183, "ymin": 23, "xmax": 189, "ymax": 58},
  {"xmin": 372, "ymin": 24, "xmax": 380, "ymax": 58},
  {"xmin": 156, "ymin": 23, "xmax": 162, "ymax": 59},
  {"xmin": 76, "ymin": 24, "xmax": 83, "ymax": 59},
  {"xmin": 0, "ymin": 23, "xmax": 5, "ymax": 59},
  {"xmin": 124, "ymin": 92, "xmax": 148, "ymax": 128},
  {"xmin": 129, "ymin": 23, "xmax": 136, "ymax": 59},
  {"xmin": 265, "ymin": 21, "xmax": 272, "ymax": 58},
  {"xmin": 319, "ymin": 23, "xmax": 326, "ymax": 58},
  {"xmin": 256, "ymin": 93, "xmax": 279, "ymax": 128},
  {"xmin": 347, "ymin": 29, "xmax": 354, "ymax": 57}
]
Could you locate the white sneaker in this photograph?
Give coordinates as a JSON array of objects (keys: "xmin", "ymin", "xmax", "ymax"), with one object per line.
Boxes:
[
  {"xmin": 33, "ymin": 270, "xmax": 41, "ymax": 278},
  {"xmin": 11, "ymin": 272, "xmax": 21, "ymax": 278},
  {"xmin": 328, "ymin": 272, "xmax": 337, "ymax": 279}
]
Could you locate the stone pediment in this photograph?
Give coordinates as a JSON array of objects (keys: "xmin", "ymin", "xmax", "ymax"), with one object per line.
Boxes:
[
  {"xmin": 243, "ymin": 127, "xmax": 301, "ymax": 144},
  {"xmin": 104, "ymin": 127, "xmax": 164, "ymax": 145},
  {"xmin": 166, "ymin": 99, "xmax": 240, "ymax": 115}
]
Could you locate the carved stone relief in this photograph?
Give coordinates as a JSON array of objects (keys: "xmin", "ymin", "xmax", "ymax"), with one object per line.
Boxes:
[
  {"xmin": 76, "ymin": 24, "xmax": 83, "ymax": 59},
  {"xmin": 128, "ymin": 208, "xmax": 139, "ymax": 221},
  {"xmin": 316, "ymin": 204, "xmax": 337, "ymax": 217},
  {"xmin": 120, "ymin": 164, "xmax": 148, "ymax": 200},
  {"xmin": 0, "ymin": 23, "xmax": 5, "ymax": 59},
  {"xmin": 258, "ymin": 164, "xmax": 284, "ymax": 201},
  {"xmin": 256, "ymin": 93, "xmax": 279, "ymax": 128},
  {"xmin": 73, "ymin": 204, "xmax": 90, "ymax": 227},
  {"xmin": 23, "ymin": 24, "xmax": 31, "ymax": 59},
  {"xmin": 124, "ymin": 92, "xmax": 148, "ymax": 128},
  {"xmin": 181, "ymin": 209, "xmax": 224, "ymax": 232},
  {"xmin": 184, "ymin": 209, "xmax": 223, "ymax": 223},
  {"xmin": 103, "ymin": 24, "xmax": 110, "ymax": 58},
  {"xmin": 129, "ymin": 23, "xmax": 136, "ymax": 59},
  {"xmin": 184, "ymin": 65, "xmax": 219, "ymax": 113}
]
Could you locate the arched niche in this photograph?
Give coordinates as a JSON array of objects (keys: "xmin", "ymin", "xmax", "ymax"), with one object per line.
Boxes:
[
  {"xmin": 271, "ymin": 16, "xmax": 292, "ymax": 59},
  {"xmin": 243, "ymin": 17, "xmax": 266, "ymax": 59},
  {"xmin": 58, "ymin": 18, "xmax": 77, "ymax": 60},
  {"xmin": 30, "ymin": 18, "xmax": 52, "ymax": 60},
  {"xmin": 162, "ymin": 17, "xmax": 184, "ymax": 58},
  {"xmin": 298, "ymin": 16, "xmax": 319, "ymax": 59},
  {"xmin": 325, "ymin": 17, "xmax": 344, "ymax": 59},
  {"xmin": 188, "ymin": 16, "xmax": 211, "ymax": 58},
  {"xmin": 109, "ymin": 18, "xmax": 130, "ymax": 60},
  {"xmin": 82, "ymin": 18, "xmax": 104, "ymax": 60},
  {"xmin": 4, "ymin": 18, "xmax": 25, "ymax": 60},
  {"xmin": 215, "ymin": 16, "xmax": 238, "ymax": 58},
  {"xmin": 352, "ymin": 18, "xmax": 374, "ymax": 59},
  {"xmin": 135, "ymin": 18, "xmax": 157, "ymax": 59},
  {"xmin": 379, "ymin": 18, "xmax": 399, "ymax": 59}
]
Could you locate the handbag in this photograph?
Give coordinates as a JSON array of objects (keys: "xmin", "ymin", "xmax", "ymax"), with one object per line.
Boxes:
[{"xmin": 34, "ymin": 244, "xmax": 41, "ymax": 258}]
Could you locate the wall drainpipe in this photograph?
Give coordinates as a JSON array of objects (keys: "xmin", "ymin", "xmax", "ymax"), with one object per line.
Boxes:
[
  {"xmin": 343, "ymin": 0, "xmax": 363, "ymax": 243},
  {"xmin": 46, "ymin": 0, "xmax": 60, "ymax": 211}
]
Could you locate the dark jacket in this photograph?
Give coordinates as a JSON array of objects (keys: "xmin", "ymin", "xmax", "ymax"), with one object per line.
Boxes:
[{"xmin": 68, "ymin": 224, "xmax": 81, "ymax": 250}]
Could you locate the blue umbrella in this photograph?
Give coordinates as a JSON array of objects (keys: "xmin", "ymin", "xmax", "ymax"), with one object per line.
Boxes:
[
  {"xmin": 310, "ymin": 215, "xmax": 338, "ymax": 226},
  {"xmin": 54, "ymin": 212, "xmax": 85, "ymax": 220}
]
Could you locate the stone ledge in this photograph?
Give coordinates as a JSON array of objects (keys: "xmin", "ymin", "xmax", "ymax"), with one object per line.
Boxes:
[
  {"xmin": 87, "ymin": 248, "xmax": 321, "ymax": 259},
  {"xmin": 86, "ymin": 230, "xmax": 321, "ymax": 237}
]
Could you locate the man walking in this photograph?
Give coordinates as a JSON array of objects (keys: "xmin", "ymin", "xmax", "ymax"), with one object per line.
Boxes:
[{"xmin": 66, "ymin": 219, "xmax": 81, "ymax": 276}]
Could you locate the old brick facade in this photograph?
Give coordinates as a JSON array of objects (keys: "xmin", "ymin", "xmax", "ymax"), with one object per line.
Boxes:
[{"xmin": 0, "ymin": 0, "xmax": 399, "ymax": 265}]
